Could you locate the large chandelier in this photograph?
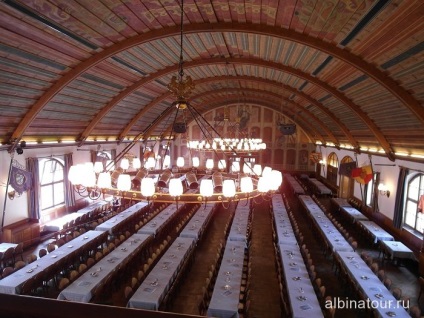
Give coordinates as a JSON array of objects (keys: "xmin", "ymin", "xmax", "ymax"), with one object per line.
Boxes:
[{"xmin": 68, "ymin": 0, "xmax": 282, "ymax": 204}]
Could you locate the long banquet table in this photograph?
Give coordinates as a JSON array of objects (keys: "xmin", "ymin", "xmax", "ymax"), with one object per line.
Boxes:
[
  {"xmin": 207, "ymin": 241, "xmax": 246, "ymax": 318},
  {"xmin": 381, "ymin": 241, "xmax": 416, "ymax": 262},
  {"xmin": 271, "ymin": 195, "xmax": 297, "ymax": 245},
  {"xmin": 0, "ymin": 230, "xmax": 107, "ymax": 295},
  {"xmin": 57, "ymin": 233, "xmax": 152, "ymax": 302},
  {"xmin": 336, "ymin": 251, "xmax": 409, "ymax": 318},
  {"xmin": 137, "ymin": 203, "xmax": 179, "ymax": 236},
  {"xmin": 358, "ymin": 220, "xmax": 394, "ymax": 244},
  {"xmin": 283, "ymin": 173, "xmax": 305, "ymax": 195},
  {"xmin": 179, "ymin": 203, "xmax": 215, "ymax": 240},
  {"xmin": 127, "ymin": 236, "xmax": 196, "ymax": 310},
  {"xmin": 96, "ymin": 202, "xmax": 148, "ymax": 234},
  {"xmin": 227, "ymin": 204, "xmax": 251, "ymax": 243},
  {"xmin": 278, "ymin": 243, "xmax": 324, "ymax": 318},
  {"xmin": 309, "ymin": 178, "xmax": 332, "ymax": 195},
  {"xmin": 298, "ymin": 195, "xmax": 353, "ymax": 253}
]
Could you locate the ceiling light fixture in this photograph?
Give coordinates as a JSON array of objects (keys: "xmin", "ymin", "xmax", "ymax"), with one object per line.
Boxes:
[{"xmin": 68, "ymin": 0, "xmax": 282, "ymax": 204}]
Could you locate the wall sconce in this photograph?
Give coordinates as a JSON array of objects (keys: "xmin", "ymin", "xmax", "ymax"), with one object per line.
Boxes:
[{"xmin": 378, "ymin": 183, "xmax": 390, "ymax": 197}]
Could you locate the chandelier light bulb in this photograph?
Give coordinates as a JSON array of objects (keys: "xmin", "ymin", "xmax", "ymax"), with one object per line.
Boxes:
[
  {"xmin": 120, "ymin": 158, "xmax": 130, "ymax": 170},
  {"xmin": 200, "ymin": 179, "xmax": 213, "ymax": 197},
  {"xmin": 117, "ymin": 174, "xmax": 131, "ymax": 191},
  {"xmin": 141, "ymin": 178, "xmax": 155, "ymax": 197}
]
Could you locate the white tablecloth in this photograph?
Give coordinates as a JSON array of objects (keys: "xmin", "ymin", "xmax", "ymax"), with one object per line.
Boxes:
[
  {"xmin": 336, "ymin": 251, "xmax": 409, "ymax": 318},
  {"xmin": 43, "ymin": 212, "xmax": 84, "ymax": 232},
  {"xmin": 340, "ymin": 207, "xmax": 369, "ymax": 223},
  {"xmin": 96, "ymin": 202, "xmax": 148, "ymax": 234},
  {"xmin": 309, "ymin": 178, "xmax": 332, "ymax": 195},
  {"xmin": 207, "ymin": 241, "xmax": 246, "ymax": 318},
  {"xmin": 0, "ymin": 230, "xmax": 107, "ymax": 295},
  {"xmin": 283, "ymin": 174, "xmax": 305, "ymax": 195},
  {"xmin": 179, "ymin": 203, "xmax": 215, "ymax": 240},
  {"xmin": 278, "ymin": 244, "xmax": 324, "ymax": 318},
  {"xmin": 228, "ymin": 205, "xmax": 250, "ymax": 243},
  {"xmin": 298, "ymin": 195, "xmax": 353, "ymax": 253},
  {"xmin": 358, "ymin": 221, "xmax": 394, "ymax": 244},
  {"xmin": 57, "ymin": 233, "xmax": 152, "ymax": 302},
  {"xmin": 137, "ymin": 204, "xmax": 179, "ymax": 236},
  {"xmin": 0, "ymin": 243, "xmax": 17, "ymax": 253},
  {"xmin": 381, "ymin": 241, "xmax": 416, "ymax": 261},
  {"xmin": 271, "ymin": 195, "xmax": 298, "ymax": 244},
  {"xmin": 331, "ymin": 197, "xmax": 352, "ymax": 208},
  {"xmin": 127, "ymin": 237, "xmax": 195, "ymax": 310}
]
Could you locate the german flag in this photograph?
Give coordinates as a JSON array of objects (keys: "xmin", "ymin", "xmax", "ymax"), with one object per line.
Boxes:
[{"xmin": 351, "ymin": 165, "xmax": 373, "ymax": 184}]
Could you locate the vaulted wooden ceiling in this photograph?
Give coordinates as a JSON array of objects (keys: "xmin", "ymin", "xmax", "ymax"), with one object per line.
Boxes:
[{"xmin": 1, "ymin": 0, "xmax": 423, "ymax": 161}]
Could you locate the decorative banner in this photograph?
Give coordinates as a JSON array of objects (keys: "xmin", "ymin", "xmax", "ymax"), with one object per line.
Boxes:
[
  {"xmin": 309, "ymin": 152, "xmax": 323, "ymax": 163},
  {"xmin": 339, "ymin": 161, "xmax": 357, "ymax": 176},
  {"xmin": 10, "ymin": 164, "xmax": 32, "ymax": 194},
  {"xmin": 351, "ymin": 165, "xmax": 373, "ymax": 184}
]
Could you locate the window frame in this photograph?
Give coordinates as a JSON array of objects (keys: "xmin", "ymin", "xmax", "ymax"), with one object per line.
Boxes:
[
  {"xmin": 403, "ymin": 173, "xmax": 424, "ymax": 234},
  {"xmin": 39, "ymin": 157, "xmax": 65, "ymax": 211}
]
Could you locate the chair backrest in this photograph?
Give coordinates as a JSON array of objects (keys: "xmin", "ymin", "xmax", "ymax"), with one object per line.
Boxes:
[
  {"xmin": 26, "ymin": 254, "xmax": 37, "ymax": 264},
  {"xmin": 14, "ymin": 243, "xmax": 24, "ymax": 261},
  {"xmin": 2, "ymin": 267, "xmax": 15, "ymax": 278},
  {"xmin": 124, "ymin": 286, "xmax": 133, "ymax": 299},
  {"xmin": 14, "ymin": 260, "xmax": 26, "ymax": 270},
  {"xmin": 47, "ymin": 243, "xmax": 56, "ymax": 253},
  {"xmin": 409, "ymin": 305, "xmax": 421, "ymax": 318},
  {"xmin": 3, "ymin": 247, "xmax": 14, "ymax": 265},
  {"xmin": 392, "ymin": 287, "xmax": 402, "ymax": 300},
  {"xmin": 38, "ymin": 249, "xmax": 47, "ymax": 258},
  {"xmin": 58, "ymin": 278, "xmax": 70, "ymax": 290}
]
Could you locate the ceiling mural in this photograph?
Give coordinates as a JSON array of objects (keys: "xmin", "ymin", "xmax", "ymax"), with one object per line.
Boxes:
[{"xmin": 0, "ymin": 0, "xmax": 423, "ymax": 163}]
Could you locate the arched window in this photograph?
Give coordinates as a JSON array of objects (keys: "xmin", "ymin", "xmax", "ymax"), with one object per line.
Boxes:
[
  {"xmin": 326, "ymin": 152, "xmax": 339, "ymax": 185},
  {"xmin": 404, "ymin": 173, "xmax": 424, "ymax": 234},
  {"xmin": 39, "ymin": 158, "xmax": 65, "ymax": 211}
]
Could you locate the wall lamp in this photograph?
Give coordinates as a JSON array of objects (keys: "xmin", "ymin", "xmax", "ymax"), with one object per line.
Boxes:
[{"xmin": 378, "ymin": 183, "xmax": 390, "ymax": 198}]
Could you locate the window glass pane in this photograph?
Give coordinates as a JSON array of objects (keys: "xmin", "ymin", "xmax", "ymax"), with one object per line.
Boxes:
[
  {"xmin": 53, "ymin": 182, "xmax": 65, "ymax": 205},
  {"xmin": 404, "ymin": 201, "xmax": 417, "ymax": 227},
  {"xmin": 409, "ymin": 177, "xmax": 420, "ymax": 199},
  {"xmin": 52, "ymin": 163, "xmax": 64, "ymax": 182},
  {"xmin": 416, "ymin": 213, "xmax": 424, "ymax": 233},
  {"xmin": 41, "ymin": 185, "xmax": 53, "ymax": 210},
  {"xmin": 40, "ymin": 160, "xmax": 54, "ymax": 184}
]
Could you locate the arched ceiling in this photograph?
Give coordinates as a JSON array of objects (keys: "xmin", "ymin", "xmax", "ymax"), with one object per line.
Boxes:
[{"xmin": 1, "ymin": 0, "xmax": 423, "ymax": 162}]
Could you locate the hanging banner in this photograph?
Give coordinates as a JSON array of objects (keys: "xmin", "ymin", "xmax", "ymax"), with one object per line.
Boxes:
[
  {"xmin": 309, "ymin": 152, "xmax": 322, "ymax": 163},
  {"xmin": 351, "ymin": 165, "xmax": 373, "ymax": 184},
  {"xmin": 10, "ymin": 163, "xmax": 32, "ymax": 194},
  {"xmin": 339, "ymin": 162, "xmax": 357, "ymax": 176}
]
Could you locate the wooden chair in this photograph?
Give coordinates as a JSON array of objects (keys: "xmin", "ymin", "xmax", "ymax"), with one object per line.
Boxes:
[
  {"xmin": 384, "ymin": 277, "xmax": 392, "ymax": 290},
  {"xmin": 325, "ymin": 295, "xmax": 335, "ymax": 318},
  {"xmin": 370, "ymin": 262, "xmax": 379, "ymax": 274},
  {"xmin": 26, "ymin": 254, "xmax": 37, "ymax": 264},
  {"xmin": 124, "ymin": 286, "xmax": 133, "ymax": 300},
  {"xmin": 377, "ymin": 269, "xmax": 385, "ymax": 282},
  {"xmin": 58, "ymin": 278, "xmax": 70, "ymax": 291},
  {"xmin": 14, "ymin": 260, "xmax": 26, "ymax": 271},
  {"xmin": 409, "ymin": 305, "xmax": 421, "ymax": 318},
  {"xmin": 13, "ymin": 243, "xmax": 24, "ymax": 262},
  {"xmin": 47, "ymin": 243, "xmax": 56, "ymax": 253},
  {"xmin": 38, "ymin": 248, "xmax": 47, "ymax": 258},
  {"xmin": 2, "ymin": 266, "xmax": 14, "ymax": 279},
  {"xmin": 392, "ymin": 287, "xmax": 402, "ymax": 300},
  {"xmin": 2, "ymin": 247, "xmax": 15, "ymax": 268}
]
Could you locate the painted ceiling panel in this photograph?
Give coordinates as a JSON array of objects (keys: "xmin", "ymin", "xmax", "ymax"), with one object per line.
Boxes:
[{"xmin": 0, "ymin": 0, "xmax": 422, "ymax": 162}]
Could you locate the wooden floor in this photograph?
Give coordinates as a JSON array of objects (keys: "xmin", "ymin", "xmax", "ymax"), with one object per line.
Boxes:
[{"xmin": 19, "ymin": 189, "xmax": 422, "ymax": 318}]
